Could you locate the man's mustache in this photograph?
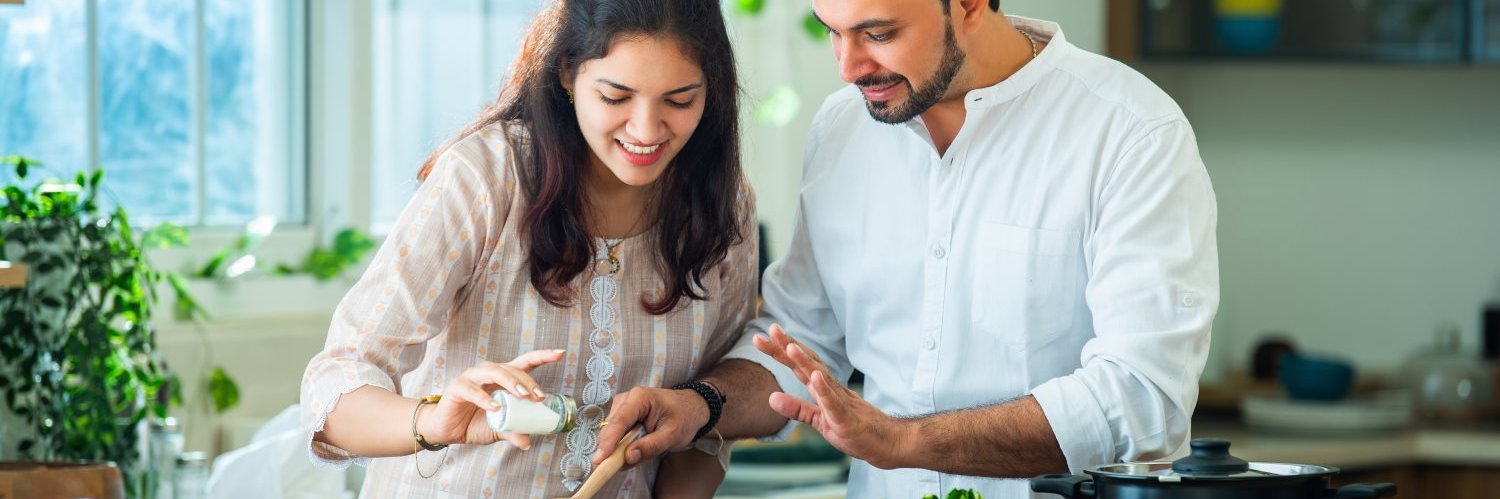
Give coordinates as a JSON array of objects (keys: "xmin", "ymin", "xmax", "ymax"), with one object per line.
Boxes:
[{"xmin": 855, "ymin": 73, "xmax": 906, "ymax": 89}]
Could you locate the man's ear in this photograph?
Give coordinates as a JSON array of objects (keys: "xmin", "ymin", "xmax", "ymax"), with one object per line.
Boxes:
[{"xmin": 954, "ymin": 0, "xmax": 991, "ymax": 34}]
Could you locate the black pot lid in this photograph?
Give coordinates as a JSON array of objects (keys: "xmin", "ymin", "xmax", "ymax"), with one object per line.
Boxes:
[{"xmin": 1086, "ymin": 439, "xmax": 1338, "ymax": 481}]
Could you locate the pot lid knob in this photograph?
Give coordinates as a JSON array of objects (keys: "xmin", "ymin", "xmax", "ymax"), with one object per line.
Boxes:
[{"xmin": 1171, "ymin": 438, "xmax": 1249, "ymax": 474}]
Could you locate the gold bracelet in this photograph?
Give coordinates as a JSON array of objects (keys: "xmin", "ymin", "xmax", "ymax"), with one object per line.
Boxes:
[{"xmin": 412, "ymin": 395, "xmax": 449, "ymax": 479}]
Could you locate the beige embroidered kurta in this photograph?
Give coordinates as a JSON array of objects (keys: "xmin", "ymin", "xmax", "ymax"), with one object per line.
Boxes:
[{"xmin": 300, "ymin": 123, "xmax": 758, "ymax": 498}]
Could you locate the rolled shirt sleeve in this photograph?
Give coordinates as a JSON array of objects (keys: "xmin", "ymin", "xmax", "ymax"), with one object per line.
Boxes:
[{"xmin": 1031, "ymin": 118, "xmax": 1218, "ymax": 473}]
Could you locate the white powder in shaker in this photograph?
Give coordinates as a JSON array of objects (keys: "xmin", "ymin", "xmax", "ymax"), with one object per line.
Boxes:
[{"xmin": 486, "ymin": 391, "xmax": 562, "ymax": 434}]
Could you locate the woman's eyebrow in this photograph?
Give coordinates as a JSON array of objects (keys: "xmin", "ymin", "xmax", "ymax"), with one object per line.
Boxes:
[{"xmin": 596, "ymin": 79, "xmax": 703, "ymax": 96}]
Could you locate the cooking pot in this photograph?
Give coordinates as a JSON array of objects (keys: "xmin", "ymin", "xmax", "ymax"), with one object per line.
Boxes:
[{"xmin": 1031, "ymin": 439, "xmax": 1397, "ymax": 499}]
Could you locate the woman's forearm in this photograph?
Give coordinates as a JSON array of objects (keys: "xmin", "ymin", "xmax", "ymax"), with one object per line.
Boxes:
[
  {"xmin": 653, "ymin": 448, "xmax": 726, "ymax": 498},
  {"xmin": 314, "ymin": 385, "xmax": 427, "ymax": 457}
]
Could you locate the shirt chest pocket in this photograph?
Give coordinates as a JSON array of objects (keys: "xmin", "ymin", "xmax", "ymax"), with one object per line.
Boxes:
[{"xmin": 972, "ymin": 223, "xmax": 1083, "ymax": 349}]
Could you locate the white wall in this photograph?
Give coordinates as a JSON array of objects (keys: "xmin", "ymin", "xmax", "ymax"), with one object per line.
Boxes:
[
  {"xmin": 1002, "ymin": 0, "xmax": 1105, "ymax": 53},
  {"xmin": 729, "ymin": 2, "xmax": 845, "ymax": 258},
  {"xmin": 1140, "ymin": 63, "xmax": 1500, "ymax": 378}
]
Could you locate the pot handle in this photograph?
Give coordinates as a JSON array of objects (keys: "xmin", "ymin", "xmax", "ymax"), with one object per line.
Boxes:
[
  {"xmin": 1030, "ymin": 474, "xmax": 1094, "ymax": 498},
  {"xmin": 1334, "ymin": 483, "xmax": 1398, "ymax": 498}
]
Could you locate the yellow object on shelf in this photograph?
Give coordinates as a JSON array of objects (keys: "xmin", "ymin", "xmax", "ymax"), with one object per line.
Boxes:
[
  {"xmin": 0, "ymin": 261, "xmax": 27, "ymax": 288},
  {"xmin": 1215, "ymin": 0, "xmax": 1282, "ymax": 17}
]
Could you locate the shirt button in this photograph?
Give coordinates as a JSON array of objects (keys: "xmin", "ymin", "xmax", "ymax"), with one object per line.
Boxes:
[
  {"xmin": 923, "ymin": 336, "xmax": 937, "ymax": 350},
  {"xmin": 1180, "ymin": 293, "xmax": 1198, "ymax": 307},
  {"xmin": 932, "ymin": 246, "xmax": 946, "ymax": 259}
]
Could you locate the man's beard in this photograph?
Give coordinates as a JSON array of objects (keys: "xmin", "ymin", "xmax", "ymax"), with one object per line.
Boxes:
[{"xmin": 856, "ymin": 22, "xmax": 966, "ymax": 124}]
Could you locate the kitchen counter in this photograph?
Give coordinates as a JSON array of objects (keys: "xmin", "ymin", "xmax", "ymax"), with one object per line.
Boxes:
[
  {"xmin": 716, "ymin": 483, "xmax": 847, "ymax": 499},
  {"xmin": 1191, "ymin": 417, "xmax": 1500, "ymax": 470},
  {"xmin": 713, "ymin": 418, "xmax": 1500, "ymax": 498}
]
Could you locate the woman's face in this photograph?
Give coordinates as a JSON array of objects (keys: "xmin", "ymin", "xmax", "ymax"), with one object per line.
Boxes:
[{"xmin": 567, "ymin": 35, "xmax": 706, "ymax": 190}]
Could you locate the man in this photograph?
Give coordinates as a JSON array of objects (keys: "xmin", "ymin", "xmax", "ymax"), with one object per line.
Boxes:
[{"xmin": 594, "ymin": 0, "xmax": 1219, "ymax": 496}]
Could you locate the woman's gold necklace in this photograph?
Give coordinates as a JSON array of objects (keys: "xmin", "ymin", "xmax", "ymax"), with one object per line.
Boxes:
[{"xmin": 594, "ymin": 209, "xmax": 645, "ymax": 277}]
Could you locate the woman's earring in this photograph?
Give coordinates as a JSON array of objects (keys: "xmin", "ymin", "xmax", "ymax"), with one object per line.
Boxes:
[{"xmin": 566, "ymin": 90, "xmax": 574, "ymax": 104}]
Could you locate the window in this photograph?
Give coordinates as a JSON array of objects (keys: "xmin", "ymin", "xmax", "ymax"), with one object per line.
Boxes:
[
  {"xmin": 369, "ymin": 0, "xmax": 542, "ymax": 230},
  {"xmin": 1, "ymin": 0, "xmax": 305, "ymax": 227}
]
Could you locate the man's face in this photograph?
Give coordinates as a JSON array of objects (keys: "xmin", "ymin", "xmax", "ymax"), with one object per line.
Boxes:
[{"xmin": 814, "ymin": 0, "xmax": 967, "ymax": 124}]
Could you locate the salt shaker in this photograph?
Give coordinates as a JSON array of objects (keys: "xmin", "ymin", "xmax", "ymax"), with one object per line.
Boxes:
[
  {"xmin": 173, "ymin": 451, "xmax": 209, "ymax": 499},
  {"xmin": 486, "ymin": 391, "xmax": 577, "ymax": 434},
  {"xmin": 149, "ymin": 417, "xmax": 183, "ymax": 499}
]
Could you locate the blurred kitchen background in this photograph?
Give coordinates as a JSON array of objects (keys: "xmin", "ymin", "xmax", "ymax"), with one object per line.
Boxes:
[{"xmin": 2, "ymin": 0, "xmax": 1499, "ymax": 497}]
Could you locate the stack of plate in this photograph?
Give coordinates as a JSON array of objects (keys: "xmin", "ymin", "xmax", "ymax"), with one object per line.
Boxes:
[
  {"xmin": 722, "ymin": 426, "xmax": 848, "ymax": 491},
  {"xmin": 1240, "ymin": 390, "xmax": 1414, "ymax": 435}
]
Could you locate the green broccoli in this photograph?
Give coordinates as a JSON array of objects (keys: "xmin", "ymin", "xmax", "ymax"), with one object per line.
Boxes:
[{"xmin": 921, "ymin": 489, "xmax": 983, "ymax": 499}]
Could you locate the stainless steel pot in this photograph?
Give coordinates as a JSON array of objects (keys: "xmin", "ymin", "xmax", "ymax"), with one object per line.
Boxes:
[{"xmin": 1031, "ymin": 439, "xmax": 1398, "ymax": 499}]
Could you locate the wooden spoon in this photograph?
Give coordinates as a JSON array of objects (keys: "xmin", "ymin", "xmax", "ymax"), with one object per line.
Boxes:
[{"xmin": 564, "ymin": 426, "xmax": 645, "ymax": 499}]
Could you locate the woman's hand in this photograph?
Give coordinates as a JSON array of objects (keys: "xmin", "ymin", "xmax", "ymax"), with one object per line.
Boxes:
[{"xmin": 416, "ymin": 349, "xmax": 566, "ymax": 450}]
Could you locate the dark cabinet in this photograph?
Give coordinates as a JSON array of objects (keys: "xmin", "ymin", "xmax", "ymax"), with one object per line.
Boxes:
[
  {"xmin": 1483, "ymin": 0, "xmax": 1500, "ymax": 60},
  {"xmin": 1335, "ymin": 464, "xmax": 1500, "ymax": 498},
  {"xmin": 1109, "ymin": 0, "xmax": 1500, "ymax": 63}
]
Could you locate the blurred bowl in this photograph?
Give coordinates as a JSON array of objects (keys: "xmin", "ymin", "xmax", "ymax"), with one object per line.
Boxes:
[
  {"xmin": 1280, "ymin": 352, "xmax": 1354, "ymax": 401},
  {"xmin": 1215, "ymin": 16, "xmax": 1282, "ymax": 55}
]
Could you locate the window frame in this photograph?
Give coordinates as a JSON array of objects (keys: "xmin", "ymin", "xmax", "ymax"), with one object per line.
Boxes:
[{"xmin": 145, "ymin": 0, "xmax": 357, "ymax": 319}]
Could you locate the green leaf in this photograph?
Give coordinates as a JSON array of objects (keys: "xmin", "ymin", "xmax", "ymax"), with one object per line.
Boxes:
[
  {"xmin": 209, "ymin": 366, "xmax": 240, "ymax": 413},
  {"xmin": 304, "ymin": 248, "xmax": 344, "ymax": 280},
  {"xmin": 196, "ymin": 249, "xmax": 230, "ymax": 279},
  {"xmin": 734, "ymin": 0, "xmax": 765, "ymax": 15},
  {"xmin": 166, "ymin": 372, "xmax": 184, "ymax": 407},
  {"xmin": 234, "ymin": 233, "xmax": 255, "ymax": 252},
  {"xmin": 332, "ymin": 228, "xmax": 375, "ymax": 262},
  {"xmin": 15, "ymin": 157, "xmax": 28, "ymax": 179},
  {"xmin": 88, "ymin": 168, "xmax": 103, "ymax": 189},
  {"xmin": 754, "ymin": 85, "xmax": 802, "ymax": 127},
  {"xmin": 803, "ymin": 10, "xmax": 830, "ymax": 41},
  {"xmin": 944, "ymin": 489, "xmax": 982, "ymax": 499},
  {"xmin": 141, "ymin": 223, "xmax": 190, "ymax": 249},
  {"xmin": 115, "ymin": 208, "xmax": 134, "ymax": 242},
  {"xmin": 167, "ymin": 272, "xmax": 209, "ymax": 321}
]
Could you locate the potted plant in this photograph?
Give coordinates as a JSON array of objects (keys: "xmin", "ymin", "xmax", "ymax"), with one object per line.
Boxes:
[{"xmin": 0, "ymin": 155, "xmax": 227, "ymax": 496}]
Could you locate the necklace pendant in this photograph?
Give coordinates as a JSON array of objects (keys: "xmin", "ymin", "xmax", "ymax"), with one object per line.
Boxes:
[{"xmin": 593, "ymin": 258, "xmax": 614, "ymax": 276}]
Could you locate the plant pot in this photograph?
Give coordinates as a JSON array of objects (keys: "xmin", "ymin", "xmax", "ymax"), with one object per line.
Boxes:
[
  {"xmin": 1, "ymin": 219, "xmax": 80, "ymax": 460},
  {"xmin": 1032, "ymin": 439, "xmax": 1397, "ymax": 499},
  {"xmin": 0, "ymin": 460, "xmax": 125, "ymax": 499}
]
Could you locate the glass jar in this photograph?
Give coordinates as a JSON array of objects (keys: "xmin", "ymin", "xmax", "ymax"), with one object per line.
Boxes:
[
  {"xmin": 486, "ymin": 391, "xmax": 577, "ymax": 434},
  {"xmin": 149, "ymin": 416, "xmax": 183, "ymax": 499},
  {"xmin": 173, "ymin": 451, "xmax": 209, "ymax": 499},
  {"xmin": 1399, "ymin": 325, "xmax": 1497, "ymax": 424}
]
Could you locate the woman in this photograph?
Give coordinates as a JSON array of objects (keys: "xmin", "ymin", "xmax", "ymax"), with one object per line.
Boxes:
[{"xmin": 299, "ymin": 0, "xmax": 755, "ymax": 497}]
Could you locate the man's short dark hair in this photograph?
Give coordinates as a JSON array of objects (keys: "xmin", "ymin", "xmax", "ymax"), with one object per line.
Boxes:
[{"xmin": 937, "ymin": 0, "xmax": 1001, "ymax": 15}]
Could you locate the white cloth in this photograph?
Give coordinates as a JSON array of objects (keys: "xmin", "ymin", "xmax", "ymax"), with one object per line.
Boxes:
[
  {"xmin": 209, "ymin": 406, "xmax": 351, "ymax": 499},
  {"xmin": 724, "ymin": 17, "xmax": 1219, "ymax": 499}
]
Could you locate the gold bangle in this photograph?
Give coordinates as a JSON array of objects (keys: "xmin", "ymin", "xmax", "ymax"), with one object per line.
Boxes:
[
  {"xmin": 412, "ymin": 395, "xmax": 448, "ymax": 451},
  {"xmin": 412, "ymin": 395, "xmax": 449, "ymax": 479}
]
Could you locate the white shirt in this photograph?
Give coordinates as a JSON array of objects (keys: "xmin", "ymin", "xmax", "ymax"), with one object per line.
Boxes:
[{"xmin": 725, "ymin": 18, "xmax": 1219, "ymax": 498}]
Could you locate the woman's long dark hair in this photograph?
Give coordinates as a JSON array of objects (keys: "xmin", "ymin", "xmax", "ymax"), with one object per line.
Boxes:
[{"xmin": 418, "ymin": 0, "xmax": 743, "ymax": 315}]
